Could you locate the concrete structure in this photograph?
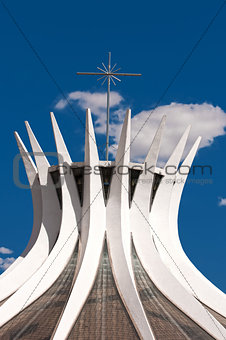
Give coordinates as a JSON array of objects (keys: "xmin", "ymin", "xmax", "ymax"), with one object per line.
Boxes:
[{"xmin": 0, "ymin": 110, "xmax": 225, "ymax": 339}]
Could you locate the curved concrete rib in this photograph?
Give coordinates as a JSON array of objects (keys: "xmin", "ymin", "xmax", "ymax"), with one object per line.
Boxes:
[
  {"xmin": 52, "ymin": 109, "xmax": 106, "ymax": 340},
  {"xmin": 76, "ymin": 108, "xmax": 105, "ymax": 266},
  {"xmin": 50, "ymin": 112, "xmax": 72, "ymax": 164},
  {"xmin": 164, "ymin": 125, "xmax": 191, "ymax": 169},
  {"xmin": 0, "ymin": 133, "xmax": 42, "ymax": 278},
  {"xmin": 131, "ymin": 134, "xmax": 226, "ymax": 340},
  {"xmin": 131, "ymin": 115, "xmax": 166, "ymax": 214},
  {"xmin": 25, "ymin": 121, "xmax": 62, "ymax": 249},
  {"xmin": 130, "ymin": 114, "xmax": 166, "ymax": 273},
  {"xmin": 0, "ymin": 124, "xmax": 62, "ymax": 300},
  {"xmin": 50, "ymin": 112, "xmax": 81, "ymax": 225},
  {"xmin": 0, "ymin": 114, "xmax": 79, "ymax": 327},
  {"xmin": 107, "ymin": 110, "xmax": 154, "ymax": 340},
  {"xmin": 168, "ymin": 137, "xmax": 226, "ymax": 317},
  {"xmin": 150, "ymin": 126, "xmax": 190, "ymax": 266}
]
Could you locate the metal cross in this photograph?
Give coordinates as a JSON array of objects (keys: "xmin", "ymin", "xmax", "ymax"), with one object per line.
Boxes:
[{"xmin": 77, "ymin": 52, "xmax": 141, "ymax": 161}]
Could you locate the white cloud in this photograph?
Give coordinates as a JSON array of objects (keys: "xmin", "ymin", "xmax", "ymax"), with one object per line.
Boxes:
[
  {"xmin": 55, "ymin": 98, "xmax": 67, "ymax": 110},
  {"xmin": 0, "ymin": 247, "xmax": 13, "ymax": 255},
  {"xmin": 110, "ymin": 102, "xmax": 226, "ymax": 163},
  {"xmin": 55, "ymin": 91, "xmax": 226, "ymax": 163},
  {"xmin": 0, "ymin": 257, "xmax": 15, "ymax": 271},
  {"xmin": 218, "ymin": 198, "xmax": 226, "ymax": 206}
]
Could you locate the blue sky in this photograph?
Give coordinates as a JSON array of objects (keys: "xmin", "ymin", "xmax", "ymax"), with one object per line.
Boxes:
[{"xmin": 0, "ymin": 0, "xmax": 226, "ymax": 292}]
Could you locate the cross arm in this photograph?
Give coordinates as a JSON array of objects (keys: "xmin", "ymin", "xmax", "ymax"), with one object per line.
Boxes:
[{"xmin": 77, "ymin": 72, "xmax": 142, "ymax": 76}]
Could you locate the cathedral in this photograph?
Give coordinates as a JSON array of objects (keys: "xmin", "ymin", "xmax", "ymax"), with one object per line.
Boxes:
[{"xmin": 0, "ymin": 108, "xmax": 225, "ymax": 339}]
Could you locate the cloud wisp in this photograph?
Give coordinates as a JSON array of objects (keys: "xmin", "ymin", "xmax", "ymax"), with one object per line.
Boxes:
[
  {"xmin": 55, "ymin": 91, "xmax": 226, "ymax": 163},
  {"xmin": 218, "ymin": 198, "xmax": 226, "ymax": 207},
  {"xmin": 0, "ymin": 247, "xmax": 13, "ymax": 255},
  {"xmin": 0, "ymin": 247, "xmax": 15, "ymax": 272},
  {"xmin": 0, "ymin": 257, "xmax": 15, "ymax": 271}
]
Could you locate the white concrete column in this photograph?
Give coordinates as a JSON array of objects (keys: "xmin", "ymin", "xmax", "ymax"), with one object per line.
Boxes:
[
  {"xmin": 0, "ymin": 123, "xmax": 62, "ymax": 300},
  {"xmin": 0, "ymin": 114, "xmax": 79, "ymax": 326},
  {"xmin": 131, "ymin": 130, "xmax": 226, "ymax": 340},
  {"xmin": 168, "ymin": 136, "xmax": 226, "ymax": 317},
  {"xmin": 107, "ymin": 109, "xmax": 154, "ymax": 340},
  {"xmin": 150, "ymin": 126, "xmax": 190, "ymax": 266},
  {"xmin": 0, "ymin": 133, "xmax": 42, "ymax": 279},
  {"xmin": 52, "ymin": 109, "xmax": 106, "ymax": 340}
]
